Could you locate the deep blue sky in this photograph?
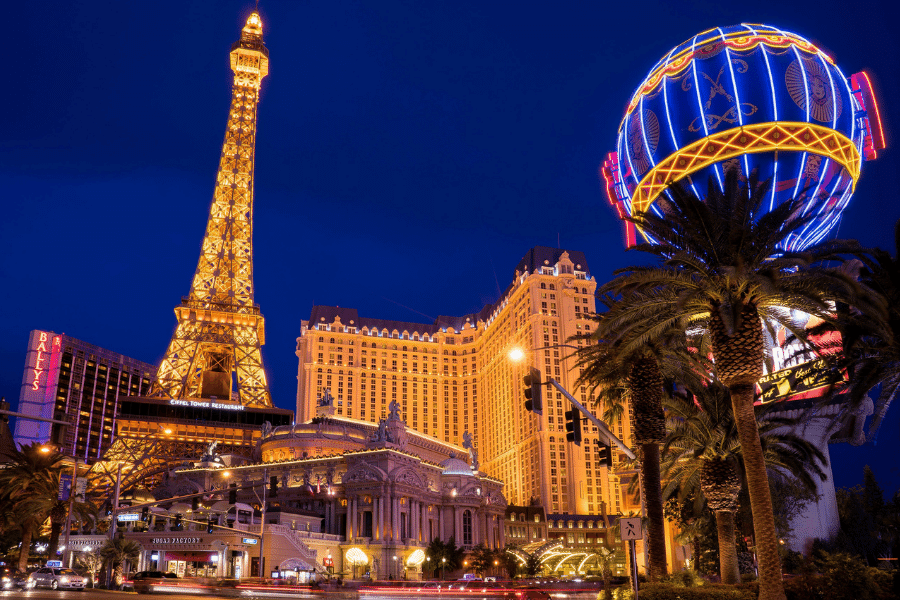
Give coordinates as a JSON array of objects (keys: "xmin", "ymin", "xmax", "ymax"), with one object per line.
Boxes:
[{"xmin": 2, "ymin": 1, "xmax": 897, "ymax": 493}]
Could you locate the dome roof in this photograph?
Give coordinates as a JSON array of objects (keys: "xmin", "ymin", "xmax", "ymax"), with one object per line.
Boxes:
[
  {"xmin": 118, "ymin": 486, "xmax": 155, "ymax": 504},
  {"xmin": 441, "ymin": 454, "xmax": 473, "ymax": 476}
]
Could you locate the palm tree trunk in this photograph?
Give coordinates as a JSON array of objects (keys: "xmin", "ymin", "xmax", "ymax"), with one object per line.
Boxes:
[
  {"xmin": 641, "ymin": 442, "xmax": 668, "ymax": 580},
  {"xmin": 730, "ymin": 383, "xmax": 785, "ymax": 600},
  {"xmin": 715, "ymin": 510, "xmax": 740, "ymax": 584},
  {"xmin": 18, "ymin": 522, "xmax": 34, "ymax": 572},
  {"xmin": 49, "ymin": 521, "xmax": 62, "ymax": 563}
]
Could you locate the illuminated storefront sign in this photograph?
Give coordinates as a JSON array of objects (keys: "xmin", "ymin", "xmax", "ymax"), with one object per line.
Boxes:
[
  {"xmin": 242, "ymin": 538, "xmax": 258, "ymax": 545},
  {"xmin": 150, "ymin": 538, "xmax": 202, "ymax": 544},
  {"xmin": 169, "ymin": 399, "xmax": 245, "ymax": 411}
]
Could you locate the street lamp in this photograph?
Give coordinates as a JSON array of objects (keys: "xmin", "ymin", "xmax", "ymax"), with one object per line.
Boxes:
[
  {"xmin": 441, "ymin": 557, "xmax": 446, "ymax": 581},
  {"xmin": 393, "ymin": 555, "xmax": 397, "ymax": 580},
  {"xmin": 426, "ymin": 556, "xmax": 431, "ymax": 579}
]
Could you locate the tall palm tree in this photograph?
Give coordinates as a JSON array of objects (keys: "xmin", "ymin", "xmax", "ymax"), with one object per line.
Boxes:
[
  {"xmin": 574, "ymin": 296, "xmax": 710, "ymax": 580},
  {"xmin": 600, "ymin": 170, "xmax": 870, "ymax": 600},
  {"xmin": 0, "ymin": 443, "xmax": 67, "ymax": 571},
  {"xmin": 99, "ymin": 537, "xmax": 141, "ymax": 588},
  {"xmin": 661, "ymin": 379, "xmax": 828, "ymax": 584}
]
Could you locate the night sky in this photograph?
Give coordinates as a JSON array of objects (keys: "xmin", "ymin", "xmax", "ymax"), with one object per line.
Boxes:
[{"xmin": 2, "ymin": 1, "xmax": 898, "ymax": 493}]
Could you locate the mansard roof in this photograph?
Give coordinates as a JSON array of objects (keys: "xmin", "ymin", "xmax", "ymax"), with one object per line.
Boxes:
[{"xmin": 306, "ymin": 246, "xmax": 590, "ymax": 337}]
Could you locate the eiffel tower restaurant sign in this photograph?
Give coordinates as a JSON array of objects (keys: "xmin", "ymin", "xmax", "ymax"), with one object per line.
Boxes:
[{"xmin": 169, "ymin": 399, "xmax": 245, "ymax": 411}]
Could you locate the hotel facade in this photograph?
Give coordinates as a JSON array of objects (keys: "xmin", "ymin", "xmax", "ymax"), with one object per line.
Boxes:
[
  {"xmin": 15, "ymin": 329, "xmax": 156, "ymax": 460},
  {"xmin": 296, "ymin": 247, "xmax": 634, "ymax": 520}
]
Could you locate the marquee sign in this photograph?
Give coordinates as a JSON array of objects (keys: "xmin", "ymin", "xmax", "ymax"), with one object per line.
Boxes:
[
  {"xmin": 150, "ymin": 537, "xmax": 202, "ymax": 544},
  {"xmin": 757, "ymin": 357, "xmax": 844, "ymax": 404},
  {"xmin": 169, "ymin": 399, "xmax": 245, "ymax": 411}
]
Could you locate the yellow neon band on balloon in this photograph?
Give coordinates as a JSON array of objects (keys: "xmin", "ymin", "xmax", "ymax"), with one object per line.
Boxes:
[
  {"xmin": 630, "ymin": 122, "xmax": 861, "ymax": 215},
  {"xmin": 624, "ymin": 29, "xmax": 833, "ymax": 117}
]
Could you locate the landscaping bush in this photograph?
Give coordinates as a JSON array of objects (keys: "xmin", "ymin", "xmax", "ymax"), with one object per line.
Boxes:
[{"xmin": 636, "ymin": 583, "xmax": 755, "ymax": 600}]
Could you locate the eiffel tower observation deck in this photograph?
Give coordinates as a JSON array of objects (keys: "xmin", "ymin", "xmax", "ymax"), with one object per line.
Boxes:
[{"xmin": 91, "ymin": 12, "xmax": 291, "ymax": 493}]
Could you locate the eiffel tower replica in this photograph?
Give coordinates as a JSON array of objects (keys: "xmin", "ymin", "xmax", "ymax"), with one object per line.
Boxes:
[{"xmin": 89, "ymin": 11, "xmax": 292, "ymax": 495}]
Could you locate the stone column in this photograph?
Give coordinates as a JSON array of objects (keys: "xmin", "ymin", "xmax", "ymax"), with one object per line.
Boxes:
[{"xmin": 392, "ymin": 492, "xmax": 400, "ymax": 541}]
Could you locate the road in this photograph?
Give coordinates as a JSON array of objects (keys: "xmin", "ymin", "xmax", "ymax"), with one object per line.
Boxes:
[{"xmin": 0, "ymin": 587, "xmax": 601, "ymax": 600}]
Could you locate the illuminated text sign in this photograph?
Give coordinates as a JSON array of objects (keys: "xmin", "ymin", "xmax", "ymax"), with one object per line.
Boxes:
[
  {"xmin": 30, "ymin": 332, "xmax": 61, "ymax": 391},
  {"xmin": 169, "ymin": 399, "xmax": 244, "ymax": 411},
  {"xmin": 150, "ymin": 537, "xmax": 201, "ymax": 544}
]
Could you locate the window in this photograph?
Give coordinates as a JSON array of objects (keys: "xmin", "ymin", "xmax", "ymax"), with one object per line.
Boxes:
[{"xmin": 463, "ymin": 510, "xmax": 473, "ymax": 546}]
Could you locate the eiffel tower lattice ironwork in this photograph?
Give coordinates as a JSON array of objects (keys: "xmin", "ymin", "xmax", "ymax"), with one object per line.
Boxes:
[{"xmin": 154, "ymin": 11, "xmax": 272, "ymax": 408}]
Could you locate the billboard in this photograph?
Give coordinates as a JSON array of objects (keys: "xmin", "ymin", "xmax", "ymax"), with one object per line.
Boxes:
[{"xmin": 756, "ymin": 312, "xmax": 844, "ymax": 405}]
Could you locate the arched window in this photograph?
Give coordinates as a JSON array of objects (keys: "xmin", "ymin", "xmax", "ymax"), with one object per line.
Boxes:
[
  {"xmin": 540, "ymin": 283, "xmax": 546, "ymax": 289},
  {"xmin": 462, "ymin": 510, "xmax": 473, "ymax": 546},
  {"xmin": 330, "ymin": 338, "xmax": 335, "ymax": 343}
]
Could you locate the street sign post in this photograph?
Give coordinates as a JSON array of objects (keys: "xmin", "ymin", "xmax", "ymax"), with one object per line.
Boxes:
[{"xmin": 619, "ymin": 517, "xmax": 643, "ymax": 600}]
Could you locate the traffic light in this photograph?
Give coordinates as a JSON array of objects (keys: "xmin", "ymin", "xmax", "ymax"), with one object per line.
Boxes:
[
  {"xmin": 523, "ymin": 367, "xmax": 543, "ymax": 415},
  {"xmin": 141, "ymin": 507, "xmax": 149, "ymax": 522},
  {"xmin": 228, "ymin": 482, "xmax": 237, "ymax": 504},
  {"xmin": 192, "ymin": 496, "xmax": 199, "ymax": 511},
  {"xmin": 269, "ymin": 475, "xmax": 278, "ymax": 497},
  {"xmin": 595, "ymin": 439, "xmax": 614, "ymax": 468},
  {"xmin": 174, "ymin": 514, "xmax": 183, "ymax": 531},
  {"xmin": 207, "ymin": 515, "xmax": 217, "ymax": 533},
  {"xmin": 564, "ymin": 404, "xmax": 582, "ymax": 445}
]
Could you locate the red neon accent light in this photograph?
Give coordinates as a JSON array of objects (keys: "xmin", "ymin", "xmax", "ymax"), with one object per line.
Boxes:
[
  {"xmin": 851, "ymin": 71, "xmax": 886, "ymax": 160},
  {"xmin": 30, "ymin": 331, "xmax": 50, "ymax": 390},
  {"xmin": 601, "ymin": 153, "xmax": 636, "ymax": 248}
]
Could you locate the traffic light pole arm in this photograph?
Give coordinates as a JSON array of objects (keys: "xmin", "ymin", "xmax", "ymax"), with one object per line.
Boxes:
[
  {"xmin": 547, "ymin": 378, "xmax": 636, "ymax": 460},
  {"xmin": 110, "ymin": 481, "xmax": 264, "ymax": 514}
]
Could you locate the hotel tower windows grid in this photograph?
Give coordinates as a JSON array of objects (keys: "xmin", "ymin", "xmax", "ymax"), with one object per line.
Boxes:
[{"xmin": 296, "ymin": 247, "xmax": 634, "ymax": 517}]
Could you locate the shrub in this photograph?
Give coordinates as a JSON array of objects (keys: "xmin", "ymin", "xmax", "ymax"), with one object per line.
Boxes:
[
  {"xmin": 820, "ymin": 553, "xmax": 879, "ymax": 600},
  {"xmin": 636, "ymin": 583, "xmax": 755, "ymax": 600},
  {"xmin": 660, "ymin": 570, "xmax": 702, "ymax": 587}
]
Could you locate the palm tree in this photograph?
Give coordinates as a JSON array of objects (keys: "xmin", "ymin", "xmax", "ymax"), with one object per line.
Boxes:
[
  {"xmin": 596, "ymin": 547, "xmax": 620, "ymax": 600},
  {"xmin": 600, "ymin": 170, "xmax": 869, "ymax": 600},
  {"xmin": 99, "ymin": 537, "xmax": 141, "ymax": 588},
  {"xmin": 813, "ymin": 218, "xmax": 900, "ymax": 443},
  {"xmin": 574, "ymin": 297, "xmax": 710, "ymax": 580},
  {"xmin": 662, "ymin": 379, "xmax": 828, "ymax": 583},
  {"xmin": 0, "ymin": 443, "xmax": 67, "ymax": 571}
]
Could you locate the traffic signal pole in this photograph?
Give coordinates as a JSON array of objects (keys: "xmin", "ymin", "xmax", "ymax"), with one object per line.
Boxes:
[{"xmin": 545, "ymin": 378, "xmax": 636, "ymax": 460}]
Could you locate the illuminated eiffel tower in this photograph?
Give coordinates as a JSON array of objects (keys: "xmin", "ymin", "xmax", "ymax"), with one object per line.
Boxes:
[
  {"xmin": 154, "ymin": 11, "xmax": 272, "ymax": 408},
  {"xmin": 87, "ymin": 12, "xmax": 293, "ymax": 497}
]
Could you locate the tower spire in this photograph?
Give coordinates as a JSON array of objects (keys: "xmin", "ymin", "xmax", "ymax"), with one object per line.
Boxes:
[{"xmin": 154, "ymin": 11, "xmax": 272, "ymax": 408}]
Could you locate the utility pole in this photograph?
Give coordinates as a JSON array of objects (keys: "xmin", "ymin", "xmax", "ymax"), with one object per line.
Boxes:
[
  {"xmin": 63, "ymin": 458, "xmax": 78, "ymax": 567},
  {"xmin": 259, "ymin": 467, "xmax": 267, "ymax": 578}
]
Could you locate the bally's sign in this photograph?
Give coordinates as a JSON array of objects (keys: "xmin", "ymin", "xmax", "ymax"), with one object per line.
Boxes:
[
  {"xmin": 757, "ymin": 357, "xmax": 844, "ymax": 404},
  {"xmin": 151, "ymin": 537, "xmax": 202, "ymax": 544}
]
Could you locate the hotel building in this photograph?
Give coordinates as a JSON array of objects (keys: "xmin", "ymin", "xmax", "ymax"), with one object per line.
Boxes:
[
  {"xmin": 296, "ymin": 247, "xmax": 634, "ymax": 520},
  {"xmin": 15, "ymin": 329, "xmax": 156, "ymax": 460}
]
